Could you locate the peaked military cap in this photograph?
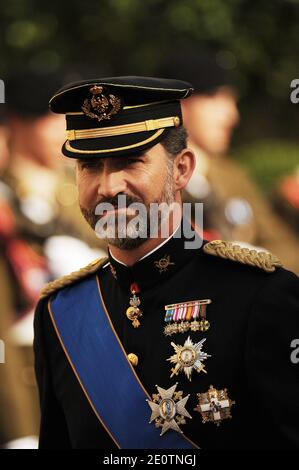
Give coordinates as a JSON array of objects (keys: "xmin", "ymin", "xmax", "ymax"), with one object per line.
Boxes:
[{"xmin": 49, "ymin": 76, "xmax": 193, "ymax": 159}]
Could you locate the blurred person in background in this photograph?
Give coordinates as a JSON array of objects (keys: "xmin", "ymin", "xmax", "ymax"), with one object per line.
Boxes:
[
  {"xmin": 3, "ymin": 69, "xmax": 107, "ymax": 304},
  {"xmin": 159, "ymin": 48, "xmax": 299, "ymax": 274},
  {"xmin": 272, "ymin": 166, "xmax": 299, "ymax": 235},
  {"xmin": 4, "ymin": 70, "xmax": 105, "ymax": 261},
  {"xmin": 0, "ymin": 110, "xmax": 38, "ymax": 447},
  {"xmin": 0, "ymin": 69, "xmax": 106, "ymax": 447},
  {"xmin": 0, "ymin": 120, "xmax": 9, "ymax": 172}
]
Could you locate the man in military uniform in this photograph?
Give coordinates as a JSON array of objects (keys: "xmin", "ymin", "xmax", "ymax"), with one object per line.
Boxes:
[{"xmin": 34, "ymin": 77, "xmax": 299, "ymax": 449}]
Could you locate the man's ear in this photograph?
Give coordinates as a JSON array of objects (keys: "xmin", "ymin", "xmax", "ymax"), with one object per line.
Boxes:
[{"xmin": 173, "ymin": 148, "xmax": 196, "ymax": 191}]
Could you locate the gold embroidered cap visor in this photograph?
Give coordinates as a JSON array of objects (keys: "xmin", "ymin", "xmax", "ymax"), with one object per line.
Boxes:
[{"xmin": 49, "ymin": 76, "xmax": 194, "ymax": 159}]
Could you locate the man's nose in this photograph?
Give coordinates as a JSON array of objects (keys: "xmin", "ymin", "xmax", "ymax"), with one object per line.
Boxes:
[
  {"xmin": 230, "ymin": 102, "xmax": 240, "ymax": 127},
  {"xmin": 225, "ymin": 99, "xmax": 240, "ymax": 127},
  {"xmin": 97, "ymin": 165, "xmax": 127, "ymax": 199}
]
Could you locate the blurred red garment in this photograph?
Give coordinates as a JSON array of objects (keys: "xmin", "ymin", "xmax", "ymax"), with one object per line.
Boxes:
[{"xmin": 279, "ymin": 175, "xmax": 299, "ymax": 210}]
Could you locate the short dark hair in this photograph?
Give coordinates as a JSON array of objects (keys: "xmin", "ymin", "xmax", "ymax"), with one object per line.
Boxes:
[{"xmin": 160, "ymin": 126, "xmax": 188, "ymax": 159}]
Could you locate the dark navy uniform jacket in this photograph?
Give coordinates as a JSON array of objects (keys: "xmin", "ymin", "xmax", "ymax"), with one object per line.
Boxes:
[{"xmin": 34, "ymin": 225, "xmax": 299, "ymax": 449}]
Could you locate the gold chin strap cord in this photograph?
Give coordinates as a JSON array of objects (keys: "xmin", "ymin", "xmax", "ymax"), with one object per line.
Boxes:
[{"xmin": 66, "ymin": 116, "xmax": 180, "ymax": 141}]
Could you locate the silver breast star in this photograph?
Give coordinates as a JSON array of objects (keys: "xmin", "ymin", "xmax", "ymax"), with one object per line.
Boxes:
[
  {"xmin": 146, "ymin": 383, "xmax": 192, "ymax": 436},
  {"xmin": 167, "ymin": 336, "xmax": 211, "ymax": 381}
]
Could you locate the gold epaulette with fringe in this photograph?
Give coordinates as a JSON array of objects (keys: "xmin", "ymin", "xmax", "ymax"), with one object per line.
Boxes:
[
  {"xmin": 203, "ymin": 240, "xmax": 282, "ymax": 273},
  {"xmin": 40, "ymin": 256, "xmax": 108, "ymax": 299}
]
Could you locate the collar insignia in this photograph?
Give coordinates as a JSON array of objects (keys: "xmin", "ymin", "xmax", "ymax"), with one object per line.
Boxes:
[
  {"xmin": 82, "ymin": 85, "xmax": 122, "ymax": 122},
  {"xmin": 147, "ymin": 383, "xmax": 191, "ymax": 436},
  {"xmin": 194, "ymin": 385, "xmax": 235, "ymax": 426},
  {"xmin": 154, "ymin": 254, "xmax": 175, "ymax": 273},
  {"xmin": 109, "ymin": 264, "xmax": 117, "ymax": 279}
]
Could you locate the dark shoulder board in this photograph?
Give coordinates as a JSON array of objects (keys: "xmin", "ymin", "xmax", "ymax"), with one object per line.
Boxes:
[
  {"xmin": 203, "ymin": 240, "xmax": 282, "ymax": 273},
  {"xmin": 40, "ymin": 257, "xmax": 108, "ymax": 299}
]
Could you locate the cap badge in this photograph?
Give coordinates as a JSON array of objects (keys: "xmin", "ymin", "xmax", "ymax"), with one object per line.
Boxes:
[
  {"xmin": 147, "ymin": 383, "xmax": 192, "ymax": 436},
  {"xmin": 194, "ymin": 385, "xmax": 235, "ymax": 426},
  {"xmin": 82, "ymin": 85, "xmax": 122, "ymax": 122},
  {"xmin": 167, "ymin": 336, "xmax": 211, "ymax": 381}
]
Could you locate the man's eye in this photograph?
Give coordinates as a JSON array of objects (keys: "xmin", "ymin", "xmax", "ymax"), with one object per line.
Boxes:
[
  {"xmin": 127, "ymin": 158, "xmax": 143, "ymax": 164},
  {"xmin": 80, "ymin": 161, "xmax": 101, "ymax": 170}
]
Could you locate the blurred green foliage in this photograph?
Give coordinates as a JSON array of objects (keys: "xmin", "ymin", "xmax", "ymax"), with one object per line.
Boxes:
[
  {"xmin": 234, "ymin": 139, "xmax": 299, "ymax": 192},
  {"xmin": 1, "ymin": 0, "xmax": 299, "ymax": 93}
]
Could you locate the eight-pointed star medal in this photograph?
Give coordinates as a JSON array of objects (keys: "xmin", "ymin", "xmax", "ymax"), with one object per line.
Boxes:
[
  {"xmin": 167, "ymin": 336, "xmax": 211, "ymax": 381},
  {"xmin": 146, "ymin": 383, "xmax": 192, "ymax": 436}
]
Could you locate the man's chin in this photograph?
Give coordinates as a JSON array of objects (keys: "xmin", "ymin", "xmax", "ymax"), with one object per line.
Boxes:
[{"xmin": 106, "ymin": 236, "xmax": 148, "ymax": 250}]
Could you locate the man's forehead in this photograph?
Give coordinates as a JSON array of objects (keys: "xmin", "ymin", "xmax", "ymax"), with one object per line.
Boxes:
[{"xmin": 77, "ymin": 150, "xmax": 149, "ymax": 164}]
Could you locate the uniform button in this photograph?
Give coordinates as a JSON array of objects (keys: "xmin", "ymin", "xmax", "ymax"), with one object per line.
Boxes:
[{"xmin": 127, "ymin": 353, "xmax": 138, "ymax": 367}]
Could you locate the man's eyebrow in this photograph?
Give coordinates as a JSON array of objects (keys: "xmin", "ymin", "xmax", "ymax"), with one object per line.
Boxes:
[
  {"xmin": 77, "ymin": 153, "xmax": 148, "ymax": 165},
  {"xmin": 77, "ymin": 158, "xmax": 103, "ymax": 165},
  {"xmin": 128, "ymin": 151, "xmax": 148, "ymax": 159}
]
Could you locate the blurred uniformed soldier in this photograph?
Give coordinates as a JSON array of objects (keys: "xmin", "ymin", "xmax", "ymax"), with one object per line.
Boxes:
[
  {"xmin": 0, "ymin": 264, "xmax": 38, "ymax": 446},
  {"xmin": 272, "ymin": 168, "xmax": 299, "ymax": 235},
  {"xmin": 2, "ymin": 69, "xmax": 106, "ymax": 317},
  {"xmin": 0, "ymin": 70, "xmax": 106, "ymax": 445},
  {"xmin": 4, "ymin": 70, "xmax": 105, "ymax": 260},
  {"xmin": 0, "ymin": 109, "xmax": 39, "ymax": 446},
  {"xmin": 159, "ymin": 49, "xmax": 299, "ymax": 274},
  {"xmin": 34, "ymin": 76, "xmax": 299, "ymax": 449}
]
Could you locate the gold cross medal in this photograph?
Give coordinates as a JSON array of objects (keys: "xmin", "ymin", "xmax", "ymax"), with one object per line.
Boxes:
[
  {"xmin": 164, "ymin": 299, "xmax": 212, "ymax": 336},
  {"xmin": 194, "ymin": 385, "xmax": 235, "ymax": 426},
  {"xmin": 147, "ymin": 383, "xmax": 192, "ymax": 436},
  {"xmin": 167, "ymin": 336, "xmax": 211, "ymax": 381},
  {"xmin": 126, "ymin": 283, "xmax": 142, "ymax": 328}
]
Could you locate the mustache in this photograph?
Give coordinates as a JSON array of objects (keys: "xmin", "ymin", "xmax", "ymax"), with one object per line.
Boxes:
[{"xmin": 93, "ymin": 193, "xmax": 144, "ymax": 212}]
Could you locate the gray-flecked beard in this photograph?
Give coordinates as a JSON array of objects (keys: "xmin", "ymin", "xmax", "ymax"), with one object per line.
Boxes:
[{"xmin": 80, "ymin": 164, "xmax": 176, "ymax": 250}]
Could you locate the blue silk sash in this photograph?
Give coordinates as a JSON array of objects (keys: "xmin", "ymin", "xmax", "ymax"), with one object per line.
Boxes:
[{"xmin": 49, "ymin": 273, "xmax": 196, "ymax": 449}]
